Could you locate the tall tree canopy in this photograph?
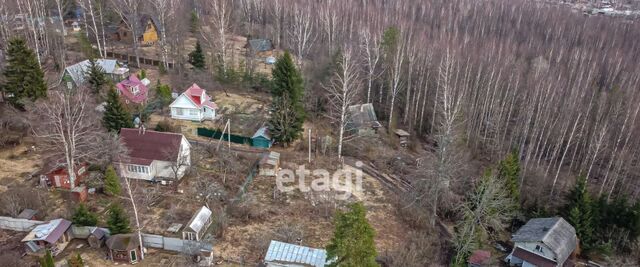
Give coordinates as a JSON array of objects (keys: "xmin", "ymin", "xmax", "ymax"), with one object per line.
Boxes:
[
  {"xmin": 103, "ymin": 87, "xmax": 133, "ymax": 132},
  {"xmin": 2, "ymin": 38, "xmax": 47, "ymax": 109},
  {"xmin": 107, "ymin": 202, "xmax": 131, "ymax": 235},
  {"xmin": 326, "ymin": 202, "xmax": 377, "ymax": 267},
  {"xmin": 498, "ymin": 150, "xmax": 521, "ymax": 203},
  {"xmin": 268, "ymin": 52, "xmax": 305, "ymax": 145}
]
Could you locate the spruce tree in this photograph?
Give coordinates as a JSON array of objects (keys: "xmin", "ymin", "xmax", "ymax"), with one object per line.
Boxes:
[
  {"xmin": 103, "ymin": 165, "xmax": 121, "ymax": 196},
  {"xmin": 189, "ymin": 41, "xmax": 206, "ymax": 69},
  {"xmin": 107, "ymin": 202, "xmax": 131, "ymax": 235},
  {"xmin": 2, "ymin": 38, "xmax": 47, "ymax": 109},
  {"xmin": 498, "ymin": 150, "xmax": 521, "ymax": 203},
  {"xmin": 564, "ymin": 176, "xmax": 594, "ymax": 249},
  {"xmin": 326, "ymin": 202, "xmax": 377, "ymax": 267},
  {"xmin": 71, "ymin": 203, "xmax": 98, "ymax": 226},
  {"xmin": 103, "ymin": 86, "xmax": 133, "ymax": 132},
  {"xmin": 86, "ymin": 58, "xmax": 107, "ymax": 94},
  {"xmin": 268, "ymin": 52, "xmax": 305, "ymax": 145}
]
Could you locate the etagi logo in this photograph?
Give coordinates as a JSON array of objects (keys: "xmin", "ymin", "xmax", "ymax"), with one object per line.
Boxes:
[{"xmin": 276, "ymin": 161, "xmax": 364, "ymax": 200}]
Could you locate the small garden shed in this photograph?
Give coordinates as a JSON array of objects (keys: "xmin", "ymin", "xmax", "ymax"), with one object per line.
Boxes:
[{"xmin": 252, "ymin": 126, "xmax": 272, "ymax": 148}]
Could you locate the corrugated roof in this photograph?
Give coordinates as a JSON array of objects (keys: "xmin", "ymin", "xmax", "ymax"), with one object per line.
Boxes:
[
  {"xmin": 21, "ymin": 219, "xmax": 71, "ymax": 244},
  {"xmin": 116, "ymin": 74, "xmax": 149, "ymax": 104},
  {"xmin": 185, "ymin": 206, "xmax": 212, "ymax": 233},
  {"xmin": 252, "ymin": 126, "xmax": 271, "ymax": 140},
  {"xmin": 264, "ymin": 240, "xmax": 327, "ymax": 267},
  {"xmin": 65, "ymin": 59, "xmax": 119, "ymax": 85},
  {"xmin": 17, "ymin": 209, "xmax": 37, "ymax": 219},
  {"xmin": 511, "ymin": 217, "xmax": 576, "ymax": 265}
]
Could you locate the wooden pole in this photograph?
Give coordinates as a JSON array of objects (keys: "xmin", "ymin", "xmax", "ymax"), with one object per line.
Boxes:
[{"xmin": 308, "ymin": 128, "xmax": 311, "ymax": 163}]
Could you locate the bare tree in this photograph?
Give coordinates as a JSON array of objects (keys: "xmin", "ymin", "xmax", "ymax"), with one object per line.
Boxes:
[
  {"xmin": 324, "ymin": 46, "xmax": 360, "ymax": 158},
  {"xmin": 78, "ymin": 0, "xmax": 104, "ymax": 57},
  {"xmin": 149, "ymin": 0, "xmax": 177, "ymax": 69},
  {"xmin": 111, "ymin": 0, "xmax": 142, "ymax": 66},
  {"xmin": 30, "ymin": 90, "xmax": 102, "ymax": 190},
  {"xmin": 288, "ymin": 4, "xmax": 315, "ymax": 67},
  {"xmin": 203, "ymin": 0, "xmax": 233, "ymax": 77},
  {"xmin": 360, "ymin": 29, "xmax": 383, "ymax": 104}
]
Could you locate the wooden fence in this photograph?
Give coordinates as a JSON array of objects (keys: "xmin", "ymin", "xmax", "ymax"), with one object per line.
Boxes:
[{"xmin": 105, "ymin": 51, "xmax": 175, "ymax": 69}]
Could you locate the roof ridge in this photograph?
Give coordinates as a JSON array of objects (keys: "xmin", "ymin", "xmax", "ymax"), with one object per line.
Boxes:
[{"xmin": 540, "ymin": 217, "xmax": 560, "ymax": 246}]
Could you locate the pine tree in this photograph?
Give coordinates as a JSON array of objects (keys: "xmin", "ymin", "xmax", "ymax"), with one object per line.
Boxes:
[
  {"xmin": 40, "ymin": 250, "xmax": 55, "ymax": 267},
  {"xmin": 2, "ymin": 38, "xmax": 47, "ymax": 109},
  {"xmin": 564, "ymin": 176, "xmax": 594, "ymax": 248},
  {"xmin": 103, "ymin": 86, "xmax": 133, "ymax": 132},
  {"xmin": 326, "ymin": 202, "xmax": 377, "ymax": 267},
  {"xmin": 268, "ymin": 52, "xmax": 305, "ymax": 145},
  {"xmin": 72, "ymin": 203, "xmax": 98, "ymax": 226},
  {"xmin": 189, "ymin": 41, "xmax": 206, "ymax": 69},
  {"xmin": 86, "ymin": 58, "xmax": 107, "ymax": 94},
  {"xmin": 156, "ymin": 83, "xmax": 172, "ymax": 105},
  {"xmin": 104, "ymin": 165, "xmax": 121, "ymax": 196},
  {"xmin": 107, "ymin": 202, "xmax": 131, "ymax": 235},
  {"xmin": 498, "ymin": 150, "xmax": 521, "ymax": 203}
]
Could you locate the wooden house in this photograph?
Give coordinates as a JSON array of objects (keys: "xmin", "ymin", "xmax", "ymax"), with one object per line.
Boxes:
[
  {"xmin": 41, "ymin": 163, "xmax": 88, "ymax": 189},
  {"xmin": 245, "ymin": 39, "xmax": 274, "ymax": 58},
  {"xmin": 118, "ymin": 128, "xmax": 191, "ymax": 182},
  {"xmin": 112, "ymin": 14, "xmax": 160, "ymax": 45},
  {"xmin": 169, "ymin": 84, "xmax": 218, "ymax": 122},
  {"xmin": 505, "ymin": 217, "xmax": 577, "ymax": 267},
  {"xmin": 87, "ymin": 227, "xmax": 108, "ymax": 248},
  {"xmin": 106, "ymin": 234, "xmax": 142, "ymax": 264},
  {"xmin": 22, "ymin": 219, "xmax": 73, "ymax": 256},
  {"xmin": 182, "ymin": 206, "xmax": 212, "ymax": 241},
  {"xmin": 63, "ymin": 59, "xmax": 129, "ymax": 89}
]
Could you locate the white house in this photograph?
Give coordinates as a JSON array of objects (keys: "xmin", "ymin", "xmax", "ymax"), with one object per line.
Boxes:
[
  {"xmin": 505, "ymin": 217, "xmax": 577, "ymax": 267},
  {"xmin": 169, "ymin": 84, "xmax": 217, "ymax": 121},
  {"xmin": 118, "ymin": 128, "xmax": 191, "ymax": 182}
]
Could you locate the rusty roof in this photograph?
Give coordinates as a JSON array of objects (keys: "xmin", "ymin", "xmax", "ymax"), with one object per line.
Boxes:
[{"xmin": 120, "ymin": 128, "xmax": 185, "ymax": 165}]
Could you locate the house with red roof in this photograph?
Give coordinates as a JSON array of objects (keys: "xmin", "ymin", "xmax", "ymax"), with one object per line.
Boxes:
[
  {"xmin": 169, "ymin": 83, "xmax": 218, "ymax": 121},
  {"xmin": 116, "ymin": 74, "xmax": 149, "ymax": 104},
  {"xmin": 118, "ymin": 128, "xmax": 191, "ymax": 181}
]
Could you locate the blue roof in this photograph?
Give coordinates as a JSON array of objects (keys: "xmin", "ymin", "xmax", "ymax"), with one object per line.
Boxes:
[{"xmin": 264, "ymin": 240, "xmax": 327, "ymax": 267}]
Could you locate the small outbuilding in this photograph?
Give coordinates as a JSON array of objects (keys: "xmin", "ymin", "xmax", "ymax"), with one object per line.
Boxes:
[
  {"xmin": 468, "ymin": 250, "xmax": 491, "ymax": 267},
  {"xmin": 252, "ymin": 126, "xmax": 273, "ymax": 149},
  {"xmin": 263, "ymin": 240, "xmax": 327, "ymax": 267},
  {"xmin": 17, "ymin": 209, "xmax": 38, "ymax": 220},
  {"xmin": 106, "ymin": 233, "xmax": 143, "ymax": 264},
  {"xmin": 22, "ymin": 219, "xmax": 73, "ymax": 256},
  {"xmin": 88, "ymin": 227, "xmax": 108, "ymax": 248},
  {"xmin": 182, "ymin": 206, "xmax": 213, "ymax": 241},
  {"xmin": 258, "ymin": 151, "xmax": 280, "ymax": 177},
  {"xmin": 41, "ymin": 162, "xmax": 88, "ymax": 189},
  {"xmin": 347, "ymin": 103, "xmax": 382, "ymax": 136},
  {"xmin": 394, "ymin": 129, "xmax": 411, "ymax": 147}
]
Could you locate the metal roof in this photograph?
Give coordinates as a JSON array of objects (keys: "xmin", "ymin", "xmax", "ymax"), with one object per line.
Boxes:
[
  {"xmin": 252, "ymin": 126, "xmax": 271, "ymax": 140},
  {"xmin": 17, "ymin": 209, "xmax": 37, "ymax": 219},
  {"xmin": 248, "ymin": 39, "xmax": 273, "ymax": 52},
  {"xmin": 185, "ymin": 206, "xmax": 212, "ymax": 233},
  {"xmin": 21, "ymin": 219, "xmax": 71, "ymax": 244},
  {"xmin": 347, "ymin": 103, "xmax": 381, "ymax": 130},
  {"xmin": 511, "ymin": 217, "xmax": 577, "ymax": 265},
  {"xmin": 264, "ymin": 240, "xmax": 327, "ymax": 267},
  {"xmin": 64, "ymin": 59, "xmax": 119, "ymax": 85}
]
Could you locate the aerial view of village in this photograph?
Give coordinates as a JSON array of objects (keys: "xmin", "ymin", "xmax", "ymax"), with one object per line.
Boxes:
[{"xmin": 1, "ymin": 0, "xmax": 640, "ymax": 266}]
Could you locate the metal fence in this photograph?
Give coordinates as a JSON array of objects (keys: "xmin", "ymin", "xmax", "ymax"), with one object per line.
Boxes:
[
  {"xmin": 197, "ymin": 127, "xmax": 253, "ymax": 145},
  {"xmin": 0, "ymin": 216, "xmax": 43, "ymax": 232},
  {"xmin": 141, "ymin": 233, "xmax": 213, "ymax": 255}
]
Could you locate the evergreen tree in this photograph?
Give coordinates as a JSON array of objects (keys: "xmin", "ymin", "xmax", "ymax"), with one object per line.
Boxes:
[
  {"xmin": 189, "ymin": 41, "xmax": 206, "ymax": 69},
  {"xmin": 103, "ymin": 87, "xmax": 133, "ymax": 132},
  {"xmin": 139, "ymin": 69, "xmax": 147, "ymax": 79},
  {"xmin": 40, "ymin": 250, "xmax": 55, "ymax": 267},
  {"xmin": 498, "ymin": 150, "xmax": 521, "ymax": 203},
  {"xmin": 104, "ymin": 165, "xmax": 121, "ymax": 196},
  {"xmin": 86, "ymin": 58, "xmax": 107, "ymax": 94},
  {"xmin": 2, "ymin": 38, "xmax": 47, "ymax": 109},
  {"xmin": 564, "ymin": 176, "xmax": 594, "ymax": 248},
  {"xmin": 326, "ymin": 202, "xmax": 377, "ymax": 267},
  {"xmin": 268, "ymin": 52, "xmax": 305, "ymax": 145},
  {"xmin": 72, "ymin": 203, "xmax": 98, "ymax": 226},
  {"xmin": 107, "ymin": 202, "xmax": 131, "ymax": 235},
  {"xmin": 156, "ymin": 83, "xmax": 172, "ymax": 105},
  {"xmin": 190, "ymin": 11, "xmax": 199, "ymax": 33}
]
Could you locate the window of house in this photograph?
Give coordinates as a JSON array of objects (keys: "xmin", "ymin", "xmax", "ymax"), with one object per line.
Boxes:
[
  {"xmin": 175, "ymin": 108, "xmax": 184, "ymax": 116},
  {"xmin": 189, "ymin": 109, "xmax": 199, "ymax": 116},
  {"xmin": 130, "ymin": 85, "xmax": 139, "ymax": 95},
  {"xmin": 535, "ymin": 245, "xmax": 543, "ymax": 252},
  {"xmin": 123, "ymin": 31, "xmax": 127, "ymax": 37}
]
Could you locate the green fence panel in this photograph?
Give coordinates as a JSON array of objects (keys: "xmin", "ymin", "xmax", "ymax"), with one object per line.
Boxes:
[{"xmin": 197, "ymin": 127, "xmax": 253, "ymax": 145}]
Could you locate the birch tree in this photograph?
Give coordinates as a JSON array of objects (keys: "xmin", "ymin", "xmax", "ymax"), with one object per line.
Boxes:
[
  {"xmin": 324, "ymin": 47, "xmax": 360, "ymax": 158},
  {"xmin": 149, "ymin": 0, "xmax": 177, "ymax": 69},
  {"xmin": 288, "ymin": 4, "xmax": 315, "ymax": 67},
  {"xmin": 111, "ymin": 0, "xmax": 142, "ymax": 66}
]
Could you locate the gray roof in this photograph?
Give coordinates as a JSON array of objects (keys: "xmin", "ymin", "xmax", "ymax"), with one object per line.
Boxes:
[
  {"xmin": 248, "ymin": 39, "xmax": 273, "ymax": 52},
  {"xmin": 264, "ymin": 240, "xmax": 327, "ymax": 267},
  {"xmin": 252, "ymin": 126, "xmax": 271, "ymax": 140},
  {"xmin": 511, "ymin": 217, "xmax": 577, "ymax": 264},
  {"xmin": 65, "ymin": 59, "xmax": 118, "ymax": 85},
  {"xmin": 17, "ymin": 209, "xmax": 37, "ymax": 219},
  {"xmin": 347, "ymin": 103, "xmax": 381, "ymax": 130},
  {"xmin": 185, "ymin": 206, "xmax": 212, "ymax": 234}
]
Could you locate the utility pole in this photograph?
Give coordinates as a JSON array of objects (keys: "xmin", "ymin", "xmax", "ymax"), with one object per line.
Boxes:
[{"xmin": 308, "ymin": 128, "xmax": 312, "ymax": 163}]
